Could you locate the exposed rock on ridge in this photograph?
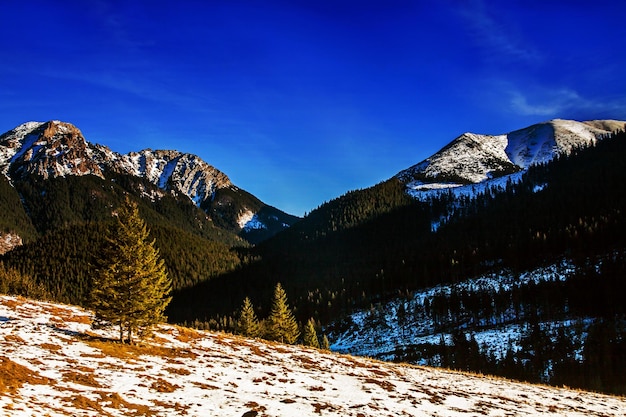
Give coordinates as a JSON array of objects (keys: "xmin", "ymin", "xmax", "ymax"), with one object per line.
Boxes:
[
  {"xmin": 0, "ymin": 121, "xmax": 233, "ymax": 207},
  {"xmin": 0, "ymin": 120, "xmax": 298, "ymax": 241},
  {"xmin": 0, "ymin": 121, "xmax": 106, "ymax": 179}
]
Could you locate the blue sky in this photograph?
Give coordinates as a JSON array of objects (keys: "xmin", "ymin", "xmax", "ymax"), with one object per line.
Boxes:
[{"xmin": 1, "ymin": 0, "xmax": 625, "ymax": 216}]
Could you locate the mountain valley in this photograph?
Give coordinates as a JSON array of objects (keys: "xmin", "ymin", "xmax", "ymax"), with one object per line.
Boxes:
[{"xmin": 2, "ymin": 118, "xmax": 626, "ymax": 399}]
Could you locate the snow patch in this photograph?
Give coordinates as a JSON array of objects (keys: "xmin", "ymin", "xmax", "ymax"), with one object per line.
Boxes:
[
  {"xmin": 158, "ymin": 159, "xmax": 177, "ymax": 189},
  {"xmin": 238, "ymin": 210, "xmax": 267, "ymax": 231},
  {"xmin": 407, "ymin": 171, "xmax": 524, "ymax": 201}
]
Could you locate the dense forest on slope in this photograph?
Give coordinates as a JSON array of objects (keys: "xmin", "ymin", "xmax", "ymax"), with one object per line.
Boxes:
[
  {"xmin": 335, "ymin": 254, "xmax": 626, "ymax": 394},
  {"xmin": 1, "ymin": 220, "xmax": 242, "ymax": 306},
  {"xmin": 203, "ymin": 186, "xmax": 300, "ymax": 244},
  {"xmin": 0, "ymin": 175, "xmax": 38, "ymax": 243},
  {"xmin": 169, "ymin": 130, "xmax": 626, "ymax": 327},
  {"xmin": 13, "ymin": 172, "xmax": 245, "ymax": 245},
  {"xmin": 0, "ymin": 172, "xmax": 246, "ymax": 304}
]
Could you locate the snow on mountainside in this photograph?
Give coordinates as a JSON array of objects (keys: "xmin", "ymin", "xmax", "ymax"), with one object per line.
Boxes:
[
  {"xmin": 397, "ymin": 119, "xmax": 625, "ymax": 193},
  {"xmin": 329, "ymin": 260, "xmax": 579, "ymax": 362},
  {"xmin": 2, "ymin": 295, "xmax": 626, "ymax": 416},
  {"xmin": 108, "ymin": 149, "xmax": 232, "ymax": 207},
  {"xmin": 0, "ymin": 121, "xmax": 282, "ymax": 232}
]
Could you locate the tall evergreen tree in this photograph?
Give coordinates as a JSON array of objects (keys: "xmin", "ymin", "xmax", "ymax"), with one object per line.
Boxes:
[
  {"xmin": 267, "ymin": 282, "xmax": 300, "ymax": 344},
  {"xmin": 303, "ymin": 317, "xmax": 320, "ymax": 348},
  {"xmin": 91, "ymin": 197, "xmax": 172, "ymax": 344},
  {"xmin": 237, "ymin": 297, "xmax": 260, "ymax": 338}
]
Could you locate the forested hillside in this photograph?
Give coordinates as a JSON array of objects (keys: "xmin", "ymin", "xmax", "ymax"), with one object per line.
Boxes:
[
  {"xmin": 168, "ymin": 130, "xmax": 626, "ymax": 394},
  {"xmin": 0, "ymin": 172, "xmax": 246, "ymax": 304},
  {"xmin": 0, "ymin": 175, "xmax": 38, "ymax": 244}
]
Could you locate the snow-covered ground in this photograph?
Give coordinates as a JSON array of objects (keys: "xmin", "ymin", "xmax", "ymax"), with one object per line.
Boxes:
[
  {"xmin": 2, "ymin": 295, "xmax": 625, "ymax": 416},
  {"xmin": 328, "ymin": 260, "xmax": 580, "ymax": 362}
]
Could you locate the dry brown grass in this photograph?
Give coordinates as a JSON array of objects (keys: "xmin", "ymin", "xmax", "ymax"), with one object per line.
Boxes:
[
  {"xmin": 40, "ymin": 342, "xmax": 62, "ymax": 352},
  {"xmin": 65, "ymin": 394, "xmax": 112, "ymax": 416},
  {"xmin": 312, "ymin": 402, "xmax": 339, "ymax": 414},
  {"xmin": 362, "ymin": 377, "xmax": 396, "ymax": 392},
  {"xmin": 0, "ymin": 296, "xmax": 25, "ymax": 309},
  {"xmin": 237, "ymin": 340, "xmax": 269, "ymax": 357},
  {"xmin": 152, "ymin": 399, "xmax": 190, "ymax": 414},
  {"xmin": 3, "ymin": 334, "xmax": 25, "ymax": 344},
  {"xmin": 244, "ymin": 401, "xmax": 267, "ymax": 413},
  {"xmin": 170, "ymin": 325, "xmax": 204, "ymax": 343},
  {"xmin": 62, "ymin": 369, "xmax": 101, "ymax": 388},
  {"xmin": 83, "ymin": 338, "xmax": 198, "ymax": 361},
  {"xmin": 48, "ymin": 305, "xmax": 91, "ymax": 325},
  {"xmin": 63, "ymin": 391, "xmax": 157, "ymax": 417},
  {"xmin": 164, "ymin": 366, "xmax": 191, "ymax": 376},
  {"xmin": 191, "ymin": 381, "xmax": 220, "ymax": 390},
  {"xmin": 0, "ymin": 356, "xmax": 53, "ymax": 394},
  {"xmin": 98, "ymin": 391, "xmax": 155, "ymax": 416},
  {"xmin": 150, "ymin": 377, "xmax": 179, "ymax": 393}
]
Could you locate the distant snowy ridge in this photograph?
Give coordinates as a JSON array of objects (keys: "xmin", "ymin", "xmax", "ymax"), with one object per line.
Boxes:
[
  {"xmin": 0, "ymin": 121, "xmax": 268, "ymax": 231},
  {"xmin": 397, "ymin": 119, "xmax": 625, "ymax": 194},
  {"xmin": 107, "ymin": 148, "xmax": 232, "ymax": 206}
]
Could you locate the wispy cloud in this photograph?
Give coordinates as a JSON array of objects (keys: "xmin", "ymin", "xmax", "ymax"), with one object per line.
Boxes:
[
  {"xmin": 509, "ymin": 88, "xmax": 579, "ymax": 116},
  {"xmin": 455, "ymin": 0, "xmax": 540, "ymax": 64},
  {"xmin": 507, "ymin": 86, "xmax": 626, "ymax": 119}
]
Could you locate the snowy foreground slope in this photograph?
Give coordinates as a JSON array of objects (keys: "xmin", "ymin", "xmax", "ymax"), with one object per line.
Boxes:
[{"xmin": 1, "ymin": 296, "xmax": 625, "ymax": 416}]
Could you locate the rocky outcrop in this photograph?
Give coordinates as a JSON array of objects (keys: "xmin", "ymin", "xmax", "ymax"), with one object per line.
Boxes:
[{"xmin": 0, "ymin": 232, "xmax": 22, "ymax": 255}]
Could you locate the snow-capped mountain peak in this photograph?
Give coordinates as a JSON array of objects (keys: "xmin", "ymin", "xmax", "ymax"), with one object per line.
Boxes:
[
  {"xmin": 0, "ymin": 120, "xmax": 104, "ymax": 179},
  {"xmin": 0, "ymin": 121, "xmax": 234, "ymax": 204},
  {"xmin": 111, "ymin": 149, "xmax": 233, "ymax": 206},
  {"xmin": 397, "ymin": 119, "xmax": 625, "ymax": 192},
  {"xmin": 0, "ymin": 120, "xmax": 299, "ymax": 241}
]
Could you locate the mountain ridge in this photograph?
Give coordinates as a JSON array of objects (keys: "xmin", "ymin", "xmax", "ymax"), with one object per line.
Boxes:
[
  {"xmin": 0, "ymin": 120, "xmax": 298, "ymax": 243},
  {"xmin": 396, "ymin": 119, "xmax": 625, "ymax": 191}
]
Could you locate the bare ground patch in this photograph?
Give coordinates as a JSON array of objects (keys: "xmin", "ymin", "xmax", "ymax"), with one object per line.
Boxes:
[
  {"xmin": 150, "ymin": 377, "xmax": 180, "ymax": 393},
  {"xmin": 0, "ymin": 356, "xmax": 53, "ymax": 394},
  {"xmin": 62, "ymin": 369, "xmax": 101, "ymax": 388}
]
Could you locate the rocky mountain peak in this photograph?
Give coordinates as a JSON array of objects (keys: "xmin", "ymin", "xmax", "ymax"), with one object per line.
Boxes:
[
  {"xmin": 0, "ymin": 120, "xmax": 298, "ymax": 239},
  {"xmin": 114, "ymin": 149, "xmax": 233, "ymax": 206},
  {"xmin": 0, "ymin": 121, "xmax": 104, "ymax": 179}
]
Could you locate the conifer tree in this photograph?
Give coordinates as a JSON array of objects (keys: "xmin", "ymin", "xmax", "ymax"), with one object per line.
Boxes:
[
  {"xmin": 320, "ymin": 334, "xmax": 331, "ymax": 351},
  {"xmin": 267, "ymin": 282, "xmax": 300, "ymax": 344},
  {"xmin": 303, "ymin": 317, "xmax": 320, "ymax": 348},
  {"xmin": 237, "ymin": 297, "xmax": 260, "ymax": 338},
  {"xmin": 91, "ymin": 197, "xmax": 171, "ymax": 344}
]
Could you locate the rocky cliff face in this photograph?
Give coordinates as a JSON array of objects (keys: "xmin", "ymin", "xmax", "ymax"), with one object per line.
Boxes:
[
  {"xmin": 111, "ymin": 149, "xmax": 232, "ymax": 207},
  {"xmin": 0, "ymin": 121, "xmax": 106, "ymax": 179},
  {"xmin": 0, "ymin": 232, "xmax": 22, "ymax": 255},
  {"xmin": 0, "ymin": 121, "xmax": 233, "ymax": 203}
]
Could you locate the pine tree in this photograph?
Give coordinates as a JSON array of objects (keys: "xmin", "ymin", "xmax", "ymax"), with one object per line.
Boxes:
[
  {"xmin": 237, "ymin": 297, "xmax": 260, "ymax": 338},
  {"xmin": 303, "ymin": 317, "xmax": 320, "ymax": 348},
  {"xmin": 91, "ymin": 198, "xmax": 172, "ymax": 344},
  {"xmin": 320, "ymin": 334, "xmax": 330, "ymax": 351},
  {"xmin": 267, "ymin": 282, "xmax": 300, "ymax": 344}
]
